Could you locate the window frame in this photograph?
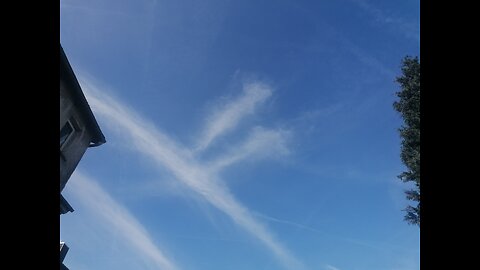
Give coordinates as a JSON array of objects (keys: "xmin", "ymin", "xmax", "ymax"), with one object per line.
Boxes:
[{"xmin": 60, "ymin": 120, "xmax": 76, "ymax": 150}]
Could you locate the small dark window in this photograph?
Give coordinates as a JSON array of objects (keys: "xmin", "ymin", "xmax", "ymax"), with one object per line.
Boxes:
[{"xmin": 60, "ymin": 121, "xmax": 75, "ymax": 148}]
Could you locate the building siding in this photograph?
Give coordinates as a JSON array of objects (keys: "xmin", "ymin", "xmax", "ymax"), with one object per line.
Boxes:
[{"xmin": 60, "ymin": 77, "xmax": 97, "ymax": 191}]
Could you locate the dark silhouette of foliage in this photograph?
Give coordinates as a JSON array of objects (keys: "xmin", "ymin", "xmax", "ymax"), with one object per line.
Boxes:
[{"xmin": 393, "ymin": 56, "xmax": 420, "ymax": 226}]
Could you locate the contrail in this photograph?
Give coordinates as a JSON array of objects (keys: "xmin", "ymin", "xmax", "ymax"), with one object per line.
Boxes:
[
  {"xmin": 80, "ymin": 77, "xmax": 304, "ymax": 270},
  {"xmin": 195, "ymin": 81, "xmax": 272, "ymax": 152},
  {"xmin": 68, "ymin": 171, "xmax": 179, "ymax": 270}
]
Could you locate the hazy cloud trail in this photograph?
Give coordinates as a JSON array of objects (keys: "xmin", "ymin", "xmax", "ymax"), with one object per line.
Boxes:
[
  {"xmin": 208, "ymin": 126, "xmax": 291, "ymax": 172},
  {"xmin": 256, "ymin": 212, "xmax": 411, "ymax": 255},
  {"xmin": 324, "ymin": 264, "xmax": 341, "ymax": 270},
  {"xmin": 195, "ymin": 81, "xmax": 272, "ymax": 152},
  {"xmin": 81, "ymin": 77, "xmax": 303, "ymax": 270},
  {"xmin": 68, "ymin": 171, "xmax": 179, "ymax": 270},
  {"xmin": 350, "ymin": 0, "xmax": 419, "ymax": 42}
]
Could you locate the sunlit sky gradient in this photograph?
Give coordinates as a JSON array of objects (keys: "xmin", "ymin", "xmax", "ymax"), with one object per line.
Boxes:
[{"xmin": 60, "ymin": 0, "xmax": 420, "ymax": 269}]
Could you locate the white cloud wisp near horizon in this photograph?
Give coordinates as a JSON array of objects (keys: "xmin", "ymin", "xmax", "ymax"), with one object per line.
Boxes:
[{"xmin": 80, "ymin": 76, "xmax": 304, "ymax": 270}]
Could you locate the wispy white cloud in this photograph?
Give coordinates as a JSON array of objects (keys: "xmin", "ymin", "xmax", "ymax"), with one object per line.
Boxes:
[
  {"xmin": 303, "ymin": 17, "xmax": 396, "ymax": 79},
  {"xmin": 80, "ymin": 77, "xmax": 303, "ymax": 270},
  {"xmin": 256, "ymin": 212, "xmax": 411, "ymax": 256},
  {"xmin": 350, "ymin": 0, "xmax": 419, "ymax": 42},
  {"xmin": 254, "ymin": 212, "xmax": 330, "ymax": 237},
  {"xmin": 208, "ymin": 126, "xmax": 291, "ymax": 172},
  {"xmin": 325, "ymin": 264, "xmax": 341, "ymax": 270},
  {"xmin": 195, "ymin": 81, "xmax": 273, "ymax": 152},
  {"xmin": 339, "ymin": 35, "xmax": 396, "ymax": 78},
  {"xmin": 67, "ymin": 171, "xmax": 179, "ymax": 270}
]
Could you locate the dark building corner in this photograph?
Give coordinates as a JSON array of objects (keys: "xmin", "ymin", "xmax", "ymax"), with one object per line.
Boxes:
[
  {"xmin": 60, "ymin": 194, "xmax": 74, "ymax": 215},
  {"xmin": 60, "ymin": 43, "xmax": 106, "ymax": 268}
]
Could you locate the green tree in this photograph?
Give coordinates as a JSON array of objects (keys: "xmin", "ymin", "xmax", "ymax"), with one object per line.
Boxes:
[{"xmin": 393, "ymin": 56, "xmax": 420, "ymax": 226}]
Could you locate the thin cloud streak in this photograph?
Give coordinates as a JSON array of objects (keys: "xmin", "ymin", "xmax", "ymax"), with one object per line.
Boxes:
[
  {"xmin": 325, "ymin": 264, "xmax": 341, "ymax": 270},
  {"xmin": 350, "ymin": 0, "xmax": 419, "ymax": 42},
  {"xmin": 209, "ymin": 126, "xmax": 291, "ymax": 172},
  {"xmin": 195, "ymin": 81, "xmax": 273, "ymax": 152},
  {"xmin": 254, "ymin": 212, "xmax": 330, "ymax": 237},
  {"xmin": 81, "ymin": 77, "xmax": 304, "ymax": 270},
  {"xmin": 256, "ymin": 212, "xmax": 410, "ymax": 255},
  {"xmin": 67, "ymin": 171, "xmax": 179, "ymax": 270},
  {"xmin": 339, "ymin": 35, "xmax": 396, "ymax": 78}
]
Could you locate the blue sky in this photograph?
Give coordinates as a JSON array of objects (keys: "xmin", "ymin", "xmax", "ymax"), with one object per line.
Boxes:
[{"xmin": 60, "ymin": 0, "xmax": 420, "ymax": 269}]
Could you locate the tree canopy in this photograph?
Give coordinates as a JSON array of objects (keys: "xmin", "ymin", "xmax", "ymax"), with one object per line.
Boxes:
[{"xmin": 393, "ymin": 56, "xmax": 420, "ymax": 226}]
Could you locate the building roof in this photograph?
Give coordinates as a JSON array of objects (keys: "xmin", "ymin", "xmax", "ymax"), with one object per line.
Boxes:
[
  {"xmin": 60, "ymin": 45, "xmax": 106, "ymax": 147},
  {"xmin": 60, "ymin": 194, "xmax": 74, "ymax": 214},
  {"xmin": 60, "ymin": 241, "xmax": 70, "ymax": 263}
]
